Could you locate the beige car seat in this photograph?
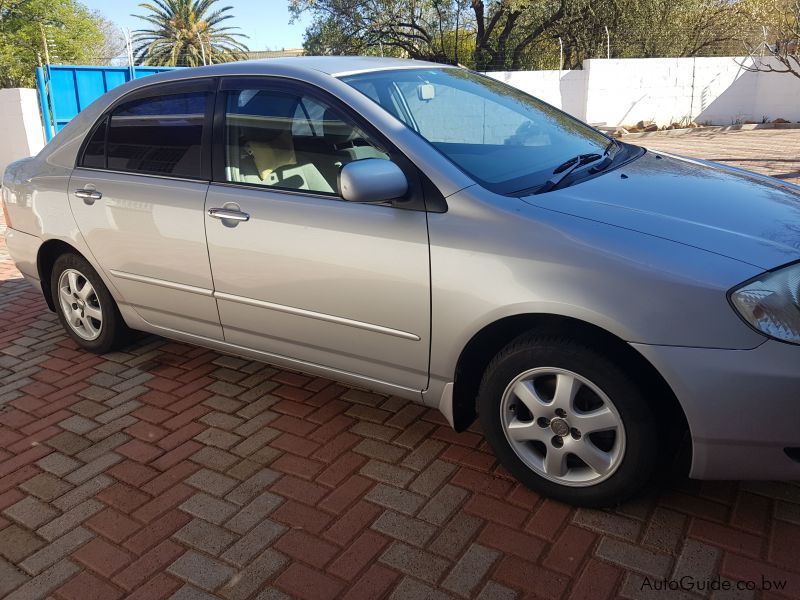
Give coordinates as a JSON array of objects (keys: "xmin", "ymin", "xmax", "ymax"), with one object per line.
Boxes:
[{"xmin": 226, "ymin": 95, "xmax": 334, "ymax": 193}]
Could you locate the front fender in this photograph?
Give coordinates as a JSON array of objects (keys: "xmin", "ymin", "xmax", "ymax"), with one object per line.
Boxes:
[{"xmin": 426, "ymin": 186, "xmax": 765, "ymax": 394}]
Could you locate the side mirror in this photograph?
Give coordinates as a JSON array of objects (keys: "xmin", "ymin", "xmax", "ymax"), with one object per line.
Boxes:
[{"xmin": 339, "ymin": 159, "xmax": 408, "ymax": 204}]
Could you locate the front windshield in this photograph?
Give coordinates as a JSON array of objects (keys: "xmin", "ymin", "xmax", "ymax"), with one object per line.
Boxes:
[{"xmin": 340, "ymin": 68, "xmax": 612, "ymax": 195}]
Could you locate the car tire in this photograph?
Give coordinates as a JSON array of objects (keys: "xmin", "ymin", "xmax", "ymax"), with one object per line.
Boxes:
[
  {"xmin": 50, "ymin": 252, "xmax": 130, "ymax": 353},
  {"xmin": 477, "ymin": 333, "xmax": 658, "ymax": 507}
]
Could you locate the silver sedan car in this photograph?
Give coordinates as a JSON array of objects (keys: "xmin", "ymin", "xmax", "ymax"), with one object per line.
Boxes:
[{"xmin": 4, "ymin": 57, "xmax": 800, "ymax": 506}]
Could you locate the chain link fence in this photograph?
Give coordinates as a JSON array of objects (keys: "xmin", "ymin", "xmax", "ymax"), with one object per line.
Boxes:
[{"xmin": 473, "ymin": 24, "xmax": 772, "ymax": 72}]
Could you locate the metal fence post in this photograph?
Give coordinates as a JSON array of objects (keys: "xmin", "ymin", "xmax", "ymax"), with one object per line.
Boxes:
[{"xmin": 35, "ymin": 67, "xmax": 54, "ymax": 142}]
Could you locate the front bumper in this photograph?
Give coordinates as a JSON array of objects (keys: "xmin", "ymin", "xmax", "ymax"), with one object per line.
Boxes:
[
  {"xmin": 4, "ymin": 227, "xmax": 41, "ymax": 283},
  {"xmin": 633, "ymin": 340, "xmax": 800, "ymax": 480}
]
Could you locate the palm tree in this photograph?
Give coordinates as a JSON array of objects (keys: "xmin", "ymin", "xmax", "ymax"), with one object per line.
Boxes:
[{"xmin": 132, "ymin": 0, "xmax": 248, "ymax": 66}]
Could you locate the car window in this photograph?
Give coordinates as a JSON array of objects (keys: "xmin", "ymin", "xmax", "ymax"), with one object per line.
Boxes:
[
  {"xmin": 343, "ymin": 68, "xmax": 612, "ymax": 195},
  {"xmin": 80, "ymin": 117, "xmax": 107, "ymax": 169},
  {"xmin": 223, "ymin": 88, "xmax": 389, "ymax": 195},
  {"xmin": 291, "ymin": 97, "xmax": 327, "ymax": 137},
  {"xmin": 392, "ymin": 81, "xmax": 531, "ymax": 146},
  {"xmin": 106, "ymin": 91, "xmax": 208, "ymax": 179}
]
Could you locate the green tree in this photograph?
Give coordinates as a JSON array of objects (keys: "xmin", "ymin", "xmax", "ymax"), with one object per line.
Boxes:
[
  {"xmin": 291, "ymin": 0, "xmax": 566, "ymax": 70},
  {"xmin": 132, "ymin": 0, "xmax": 249, "ymax": 66},
  {"xmin": 0, "ymin": 0, "xmax": 109, "ymax": 88},
  {"xmin": 292, "ymin": 0, "xmax": 467, "ymax": 63},
  {"xmin": 471, "ymin": 0, "xmax": 567, "ymax": 70},
  {"xmin": 550, "ymin": 0, "xmax": 758, "ymax": 67},
  {"xmin": 293, "ymin": 0, "xmax": 763, "ymax": 71}
]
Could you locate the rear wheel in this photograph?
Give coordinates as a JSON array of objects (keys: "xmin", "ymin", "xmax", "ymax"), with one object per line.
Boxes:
[
  {"xmin": 477, "ymin": 334, "xmax": 658, "ymax": 507},
  {"xmin": 50, "ymin": 253, "xmax": 129, "ymax": 353}
]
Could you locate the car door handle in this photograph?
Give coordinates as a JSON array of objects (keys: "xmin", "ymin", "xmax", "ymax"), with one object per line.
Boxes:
[
  {"xmin": 74, "ymin": 189, "xmax": 103, "ymax": 201},
  {"xmin": 208, "ymin": 207, "xmax": 250, "ymax": 222}
]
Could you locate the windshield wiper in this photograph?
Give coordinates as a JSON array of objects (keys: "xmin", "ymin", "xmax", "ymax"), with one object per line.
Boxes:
[
  {"xmin": 535, "ymin": 153, "xmax": 603, "ymax": 194},
  {"xmin": 534, "ymin": 140, "xmax": 622, "ymax": 195},
  {"xmin": 589, "ymin": 139, "xmax": 620, "ymax": 173}
]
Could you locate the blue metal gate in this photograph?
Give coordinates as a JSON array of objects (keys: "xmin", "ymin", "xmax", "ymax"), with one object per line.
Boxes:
[{"xmin": 36, "ymin": 65, "xmax": 181, "ymax": 141}]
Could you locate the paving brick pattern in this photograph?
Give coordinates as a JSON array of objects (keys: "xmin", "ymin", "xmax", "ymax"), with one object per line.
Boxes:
[{"xmin": 1, "ymin": 130, "xmax": 799, "ymax": 599}]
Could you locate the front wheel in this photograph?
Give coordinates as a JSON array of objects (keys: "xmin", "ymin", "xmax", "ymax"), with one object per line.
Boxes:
[
  {"xmin": 50, "ymin": 252, "xmax": 130, "ymax": 353},
  {"xmin": 477, "ymin": 334, "xmax": 658, "ymax": 507}
]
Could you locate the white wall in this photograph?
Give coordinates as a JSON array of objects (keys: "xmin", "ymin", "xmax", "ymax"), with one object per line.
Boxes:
[
  {"xmin": 0, "ymin": 88, "xmax": 44, "ymax": 177},
  {"xmin": 487, "ymin": 57, "xmax": 800, "ymax": 127},
  {"xmin": 487, "ymin": 69, "xmax": 589, "ymax": 121}
]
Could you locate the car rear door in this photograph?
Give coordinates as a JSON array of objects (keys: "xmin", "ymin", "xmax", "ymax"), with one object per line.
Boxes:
[
  {"xmin": 204, "ymin": 77, "xmax": 431, "ymax": 391},
  {"xmin": 69, "ymin": 78, "xmax": 222, "ymax": 339}
]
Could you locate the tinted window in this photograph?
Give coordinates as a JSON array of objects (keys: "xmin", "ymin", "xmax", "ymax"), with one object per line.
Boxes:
[
  {"xmin": 291, "ymin": 97, "xmax": 327, "ymax": 137},
  {"xmin": 81, "ymin": 117, "xmax": 107, "ymax": 169},
  {"xmin": 107, "ymin": 92, "xmax": 208, "ymax": 178},
  {"xmin": 223, "ymin": 88, "xmax": 388, "ymax": 195}
]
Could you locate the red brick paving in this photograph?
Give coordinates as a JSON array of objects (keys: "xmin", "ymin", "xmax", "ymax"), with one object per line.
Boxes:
[{"xmin": 1, "ymin": 131, "xmax": 800, "ymax": 599}]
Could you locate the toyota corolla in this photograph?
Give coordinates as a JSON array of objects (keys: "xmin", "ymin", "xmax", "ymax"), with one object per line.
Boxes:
[{"xmin": 3, "ymin": 57, "xmax": 800, "ymax": 506}]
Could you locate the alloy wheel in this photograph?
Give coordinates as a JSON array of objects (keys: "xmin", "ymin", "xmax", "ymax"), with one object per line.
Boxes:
[
  {"xmin": 499, "ymin": 367, "xmax": 626, "ymax": 486},
  {"xmin": 58, "ymin": 268, "xmax": 103, "ymax": 341}
]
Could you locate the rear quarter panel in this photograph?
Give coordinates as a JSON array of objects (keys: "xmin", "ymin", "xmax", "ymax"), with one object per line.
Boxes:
[
  {"xmin": 3, "ymin": 158, "xmax": 73, "ymax": 239},
  {"xmin": 2, "ymin": 155, "xmax": 125, "ymax": 305}
]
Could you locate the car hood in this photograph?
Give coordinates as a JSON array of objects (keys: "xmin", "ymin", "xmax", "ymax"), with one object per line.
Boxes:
[{"xmin": 521, "ymin": 150, "xmax": 800, "ymax": 269}]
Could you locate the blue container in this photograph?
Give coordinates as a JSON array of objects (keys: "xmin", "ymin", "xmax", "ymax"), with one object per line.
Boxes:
[{"xmin": 36, "ymin": 65, "xmax": 181, "ymax": 141}]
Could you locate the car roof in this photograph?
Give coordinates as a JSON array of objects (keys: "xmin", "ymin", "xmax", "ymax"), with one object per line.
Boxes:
[
  {"xmin": 248, "ymin": 56, "xmax": 450, "ymax": 76},
  {"xmin": 127, "ymin": 56, "xmax": 452, "ymax": 85},
  {"xmin": 79, "ymin": 56, "xmax": 455, "ymax": 102}
]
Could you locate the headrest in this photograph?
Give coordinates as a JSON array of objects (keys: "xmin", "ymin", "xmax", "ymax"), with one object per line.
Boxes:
[{"xmin": 321, "ymin": 108, "xmax": 355, "ymax": 146}]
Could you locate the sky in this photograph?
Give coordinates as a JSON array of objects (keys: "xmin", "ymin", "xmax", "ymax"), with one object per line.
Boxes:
[{"xmin": 82, "ymin": 0, "xmax": 311, "ymax": 52}]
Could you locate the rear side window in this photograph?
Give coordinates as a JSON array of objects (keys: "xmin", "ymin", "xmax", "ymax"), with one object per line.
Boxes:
[
  {"xmin": 80, "ymin": 117, "xmax": 107, "ymax": 169},
  {"xmin": 106, "ymin": 92, "xmax": 208, "ymax": 179}
]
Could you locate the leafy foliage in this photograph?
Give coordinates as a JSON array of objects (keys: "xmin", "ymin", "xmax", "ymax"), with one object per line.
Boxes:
[
  {"xmin": 0, "ymin": 0, "xmax": 109, "ymax": 88},
  {"xmin": 291, "ymin": 0, "xmax": 765, "ymax": 71},
  {"xmin": 132, "ymin": 0, "xmax": 249, "ymax": 66},
  {"xmin": 549, "ymin": 0, "xmax": 762, "ymax": 69}
]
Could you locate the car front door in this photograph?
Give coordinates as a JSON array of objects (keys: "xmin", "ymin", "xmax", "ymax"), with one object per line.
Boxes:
[
  {"xmin": 204, "ymin": 78, "xmax": 431, "ymax": 391},
  {"xmin": 69, "ymin": 79, "xmax": 222, "ymax": 340}
]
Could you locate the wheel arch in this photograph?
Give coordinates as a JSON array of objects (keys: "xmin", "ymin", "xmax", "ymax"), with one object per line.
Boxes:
[
  {"xmin": 451, "ymin": 313, "xmax": 690, "ymax": 469},
  {"xmin": 36, "ymin": 239, "xmax": 84, "ymax": 311}
]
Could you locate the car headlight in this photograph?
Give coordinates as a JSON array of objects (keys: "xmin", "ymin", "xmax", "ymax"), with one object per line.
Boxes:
[{"xmin": 730, "ymin": 262, "xmax": 800, "ymax": 344}]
